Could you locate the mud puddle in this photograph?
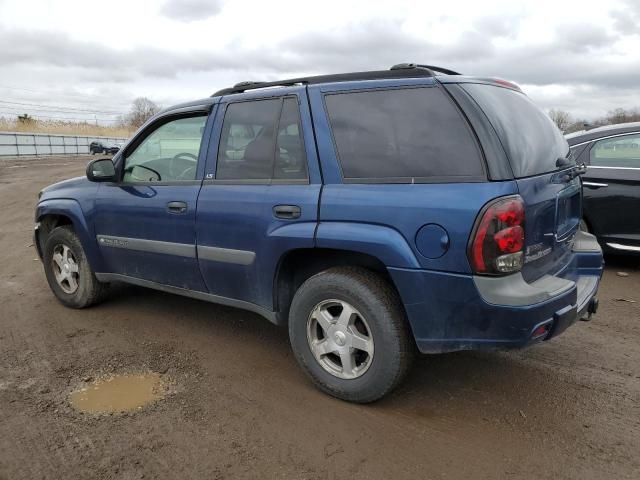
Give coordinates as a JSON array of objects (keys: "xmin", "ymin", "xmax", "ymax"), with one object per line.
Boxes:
[{"xmin": 70, "ymin": 373, "xmax": 166, "ymax": 414}]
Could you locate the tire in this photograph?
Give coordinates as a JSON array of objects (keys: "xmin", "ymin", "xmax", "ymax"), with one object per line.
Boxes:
[
  {"xmin": 288, "ymin": 266, "xmax": 414, "ymax": 403},
  {"xmin": 42, "ymin": 225, "xmax": 108, "ymax": 308}
]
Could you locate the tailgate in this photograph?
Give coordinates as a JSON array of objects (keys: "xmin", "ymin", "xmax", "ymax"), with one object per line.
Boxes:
[
  {"xmin": 457, "ymin": 82, "xmax": 579, "ymax": 281},
  {"xmin": 516, "ymin": 172, "xmax": 581, "ymax": 282}
]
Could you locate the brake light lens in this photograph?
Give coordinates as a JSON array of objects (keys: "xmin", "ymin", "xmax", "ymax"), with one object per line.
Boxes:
[
  {"xmin": 491, "ymin": 78, "xmax": 523, "ymax": 92},
  {"xmin": 469, "ymin": 196, "xmax": 525, "ymax": 275}
]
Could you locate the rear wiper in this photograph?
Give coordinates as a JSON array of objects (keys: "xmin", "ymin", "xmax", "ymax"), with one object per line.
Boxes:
[
  {"xmin": 571, "ymin": 163, "xmax": 587, "ymax": 178},
  {"xmin": 556, "ymin": 163, "xmax": 587, "ymax": 183},
  {"xmin": 556, "ymin": 153, "xmax": 574, "ymax": 168},
  {"xmin": 555, "ymin": 151, "xmax": 585, "ymax": 180}
]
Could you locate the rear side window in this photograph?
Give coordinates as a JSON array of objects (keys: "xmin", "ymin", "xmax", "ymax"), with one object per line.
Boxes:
[
  {"xmin": 217, "ymin": 99, "xmax": 280, "ymax": 180},
  {"xmin": 216, "ymin": 97, "xmax": 307, "ymax": 181},
  {"xmin": 461, "ymin": 83, "xmax": 569, "ymax": 178},
  {"xmin": 324, "ymin": 87, "xmax": 484, "ymax": 182},
  {"xmin": 275, "ymin": 98, "xmax": 307, "ymax": 180},
  {"xmin": 590, "ymin": 134, "xmax": 640, "ymax": 168}
]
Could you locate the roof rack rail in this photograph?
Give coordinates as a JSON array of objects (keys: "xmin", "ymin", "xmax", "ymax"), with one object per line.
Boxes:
[
  {"xmin": 233, "ymin": 81, "xmax": 267, "ymax": 88},
  {"xmin": 211, "ymin": 63, "xmax": 461, "ymax": 97},
  {"xmin": 390, "ymin": 63, "xmax": 461, "ymax": 76}
]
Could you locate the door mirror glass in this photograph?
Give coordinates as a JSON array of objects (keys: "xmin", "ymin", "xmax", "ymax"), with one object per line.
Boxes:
[{"xmin": 86, "ymin": 158, "xmax": 116, "ymax": 182}]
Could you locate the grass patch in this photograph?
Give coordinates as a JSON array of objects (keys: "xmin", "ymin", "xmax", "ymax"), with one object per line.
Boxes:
[{"xmin": 0, "ymin": 118, "xmax": 132, "ymax": 137}]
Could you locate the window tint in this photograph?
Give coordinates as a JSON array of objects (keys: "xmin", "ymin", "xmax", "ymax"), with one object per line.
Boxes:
[
  {"xmin": 274, "ymin": 98, "xmax": 307, "ymax": 180},
  {"xmin": 216, "ymin": 99, "xmax": 280, "ymax": 180},
  {"xmin": 324, "ymin": 87, "xmax": 483, "ymax": 181},
  {"xmin": 590, "ymin": 134, "xmax": 640, "ymax": 168},
  {"xmin": 461, "ymin": 83, "xmax": 569, "ymax": 178},
  {"xmin": 123, "ymin": 115, "xmax": 206, "ymax": 182}
]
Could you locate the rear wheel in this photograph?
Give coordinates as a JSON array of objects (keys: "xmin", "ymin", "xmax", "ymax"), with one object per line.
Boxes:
[
  {"xmin": 43, "ymin": 226, "xmax": 108, "ymax": 308},
  {"xmin": 288, "ymin": 267, "xmax": 414, "ymax": 403}
]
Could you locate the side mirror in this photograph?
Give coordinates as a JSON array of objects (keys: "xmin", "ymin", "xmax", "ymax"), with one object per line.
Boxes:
[{"xmin": 86, "ymin": 158, "xmax": 116, "ymax": 182}]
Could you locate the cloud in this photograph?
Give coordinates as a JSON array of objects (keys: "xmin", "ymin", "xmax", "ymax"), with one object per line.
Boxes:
[
  {"xmin": 473, "ymin": 14, "xmax": 523, "ymax": 38},
  {"xmin": 1, "ymin": 1, "xmax": 640, "ymax": 120},
  {"xmin": 159, "ymin": 0, "xmax": 223, "ymax": 22},
  {"xmin": 0, "ymin": 18, "xmax": 633, "ymax": 91},
  {"xmin": 555, "ymin": 23, "xmax": 617, "ymax": 53},
  {"xmin": 611, "ymin": 0, "xmax": 640, "ymax": 35}
]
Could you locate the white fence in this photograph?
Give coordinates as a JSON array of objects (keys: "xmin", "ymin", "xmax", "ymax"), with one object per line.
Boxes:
[{"xmin": 0, "ymin": 132, "xmax": 128, "ymax": 157}]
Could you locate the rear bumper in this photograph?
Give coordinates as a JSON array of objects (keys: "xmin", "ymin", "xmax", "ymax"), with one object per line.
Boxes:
[{"xmin": 389, "ymin": 231, "xmax": 604, "ymax": 354}]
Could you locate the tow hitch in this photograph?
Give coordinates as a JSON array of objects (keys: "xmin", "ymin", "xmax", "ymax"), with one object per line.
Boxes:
[{"xmin": 580, "ymin": 297, "xmax": 599, "ymax": 322}]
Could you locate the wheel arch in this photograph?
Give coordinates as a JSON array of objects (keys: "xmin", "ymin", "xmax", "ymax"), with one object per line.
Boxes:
[
  {"xmin": 273, "ymin": 247, "xmax": 407, "ymax": 326},
  {"xmin": 35, "ymin": 200, "xmax": 104, "ymax": 272}
]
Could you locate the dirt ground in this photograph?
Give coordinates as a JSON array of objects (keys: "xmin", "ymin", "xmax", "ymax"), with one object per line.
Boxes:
[{"xmin": 1, "ymin": 155, "xmax": 639, "ymax": 480}]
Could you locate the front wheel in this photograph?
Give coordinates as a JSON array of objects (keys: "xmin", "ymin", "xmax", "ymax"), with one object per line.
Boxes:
[
  {"xmin": 288, "ymin": 267, "xmax": 414, "ymax": 403},
  {"xmin": 42, "ymin": 226, "xmax": 108, "ymax": 308}
]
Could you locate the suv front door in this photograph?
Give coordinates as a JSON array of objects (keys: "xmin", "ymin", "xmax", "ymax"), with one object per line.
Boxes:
[
  {"xmin": 93, "ymin": 110, "xmax": 212, "ymax": 290},
  {"xmin": 582, "ymin": 132, "xmax": 640, "ymax": 251}
]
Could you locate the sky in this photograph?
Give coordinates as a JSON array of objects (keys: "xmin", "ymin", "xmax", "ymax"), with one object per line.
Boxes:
[{"xmin": 0, "ymin": 0, "xmax": 639, "ymax": 124}]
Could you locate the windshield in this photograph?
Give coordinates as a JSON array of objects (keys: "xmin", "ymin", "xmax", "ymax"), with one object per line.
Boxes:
[{"xmin": 462, "ymin": 83, "xmax": 570, "ymax": 177}]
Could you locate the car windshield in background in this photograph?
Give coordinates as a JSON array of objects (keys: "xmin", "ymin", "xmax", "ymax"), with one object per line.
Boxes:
[{"xmin": 461, "ymin": 83, "xmax": 570, "ymax": 178}]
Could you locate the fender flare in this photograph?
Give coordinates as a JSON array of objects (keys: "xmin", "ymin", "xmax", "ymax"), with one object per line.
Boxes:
[
  {"xmin": 315, "ymin": 222, "xmax": 420, "ymax": 269},
  {"xmin": 35, "ymin": 199, "xmax": 104, "ymax": 272}
]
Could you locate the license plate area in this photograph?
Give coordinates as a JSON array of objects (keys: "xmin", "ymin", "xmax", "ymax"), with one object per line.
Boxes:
[{"xmin": 555, "ymin": 181, "xmax": 581, "ymax": 241}]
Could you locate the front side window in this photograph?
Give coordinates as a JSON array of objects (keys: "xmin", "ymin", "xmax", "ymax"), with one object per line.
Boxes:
[
  {"xmin": 216, "ymin": 97, "xmax": 307, "ymax": 181},
  {"xmin": 123, "ymin": 115, "xmax": 207, "ymax": 182},
  {"xmin": 324, "ymin": 86, "xmax": 484, "ymax": 181},
  {"xmin": 590, "ymin": 134, "xmax": 640, "ymax": 168}
]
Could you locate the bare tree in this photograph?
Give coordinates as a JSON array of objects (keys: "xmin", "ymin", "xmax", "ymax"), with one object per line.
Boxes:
[
  {"xmin": 126, "ymin": 97, "xmax": 160, "ymax": 129},
  {"xmin": 606, "ymin": 107, "xmax": 640, "ymax": 125},
  {"xmin": 548, "ymin": 109, "xmax": 572, "ymax": 132}
]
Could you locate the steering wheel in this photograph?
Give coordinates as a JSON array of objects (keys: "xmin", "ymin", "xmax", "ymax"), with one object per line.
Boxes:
[
  {"xmin": 125, "ymin": 164, "xmax": 162, "ymax": 182},
  {"xmin": 170, "ymin": 153, "xmax": 198, "ymax": 180}
]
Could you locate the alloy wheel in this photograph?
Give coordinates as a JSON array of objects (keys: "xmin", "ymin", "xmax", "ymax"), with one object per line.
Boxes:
[
  {"xmin": 306, "ymin": 299, "xmax": 374, "ymax": 379},
  {"xmin": 51, "ymin": 244, "xmax": 79, "ymax": 294}
]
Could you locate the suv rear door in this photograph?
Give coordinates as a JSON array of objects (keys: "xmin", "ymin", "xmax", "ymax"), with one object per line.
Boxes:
[
  {"xmin": 457, "ymin": 82, "xmax": 581, "ymax": 281},
  {"xmin": 196, "ymin": 87, "xmax": 321, "ymax": 313}
]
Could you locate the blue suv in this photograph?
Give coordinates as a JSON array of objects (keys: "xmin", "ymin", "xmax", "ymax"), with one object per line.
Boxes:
[{"xmin": 35, "ymin": 64, "xmax": 603, "ymax": 402}]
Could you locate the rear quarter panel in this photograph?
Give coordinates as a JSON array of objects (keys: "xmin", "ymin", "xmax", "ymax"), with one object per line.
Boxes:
[
  {"xmin": 307, "ymin": 80, "xmax": 519, "ymax": 273},
  {"xmin": 317, "ymin": 183, "xmax": 518, "ymax": 272}
]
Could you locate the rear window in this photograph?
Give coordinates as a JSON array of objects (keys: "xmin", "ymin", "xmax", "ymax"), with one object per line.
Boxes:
[
  {"xmin": 461, "ymin": 83, "xmax": 569, "ymax": 178},
  {"xmin": 324, "ymin": 87, "xmax": 484, "ymax": 182}
]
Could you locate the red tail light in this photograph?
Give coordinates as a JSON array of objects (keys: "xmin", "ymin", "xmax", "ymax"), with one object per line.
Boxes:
[
  {"xmin": 491, "ymin": 78, "xmax": 523, "ymax": 92},
  {"xmin": 469, "ymin": 196, "xmax": 525, "ymax": 275}
]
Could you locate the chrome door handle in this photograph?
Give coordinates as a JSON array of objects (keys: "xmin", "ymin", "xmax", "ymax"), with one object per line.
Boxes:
[
  {"xmin": 273, "ymin": 205, "xmax": 301, "ymax": 219},
  {"xmin": 167, "ymin": 201, "xmax": 188, "ymax": 214},
  {"xmin": 582, "ymin": 182, "xmax": 608, "ymax": 189}
]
